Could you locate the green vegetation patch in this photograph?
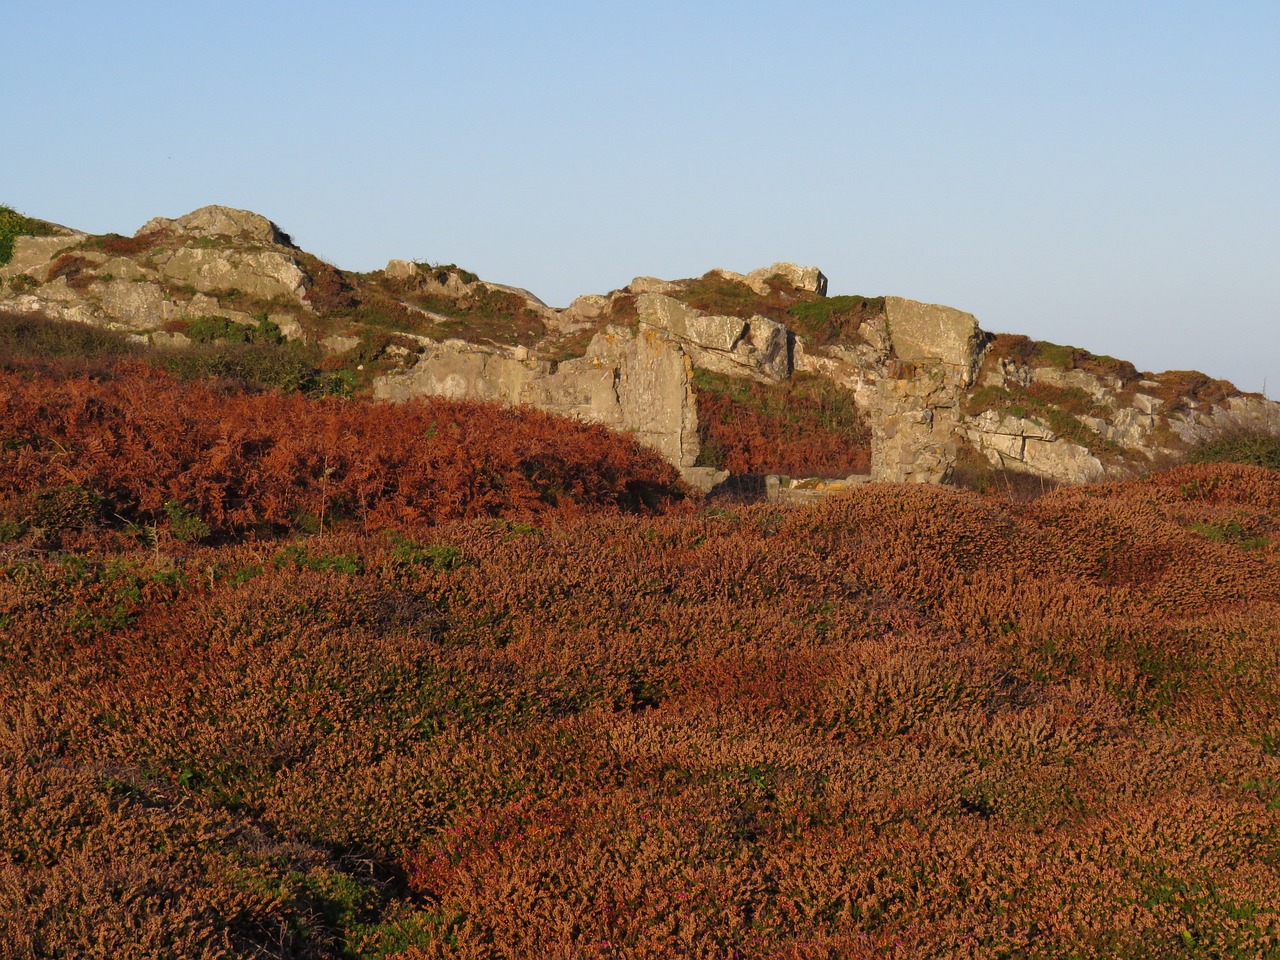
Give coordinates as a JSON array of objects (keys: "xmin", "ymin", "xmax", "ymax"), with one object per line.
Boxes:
[
  {"xmin": 182, "ymin": 315, "xmax": 254, "ymax": 344},
  {"xmin": 786, "ymin": 294, "xmax": 884, "ymax": 346},
  {"xmin": 1187, "ymin": 517, "xmax": 1270, "ymax": 551},
  {"xmin": 156, "ymin": 339, "xmax": 329, "ymax": 394},
  {"xmin": 986, "ymin": 333, "xmax": 1139, "ymax": 382},
  {"xmin": 0, "ymin": 204, "xmax": 60, "ymax": 266}
]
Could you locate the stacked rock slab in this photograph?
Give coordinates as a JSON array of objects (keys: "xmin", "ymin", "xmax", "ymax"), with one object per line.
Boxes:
[
  {"xmin": 869, "ymin": 298, "xmax": 986, "ymax": 483},
  {"xmin": 634, "ymin": 293, "xmax": 791, "ymax": 382}
]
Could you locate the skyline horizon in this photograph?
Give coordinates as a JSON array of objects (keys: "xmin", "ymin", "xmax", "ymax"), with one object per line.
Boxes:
[{"xmin": 4, "ymin": 0, "xmax": 1276, "ymax": 395}]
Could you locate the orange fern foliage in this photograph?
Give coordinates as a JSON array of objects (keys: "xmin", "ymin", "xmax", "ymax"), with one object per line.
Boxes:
[{"xmin": 0, "ymin": 363, "xmax": 683, "ymax": 542}]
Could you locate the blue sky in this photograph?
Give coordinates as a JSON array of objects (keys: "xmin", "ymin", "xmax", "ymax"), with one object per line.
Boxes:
[{"xmin": 6, "ymin": 1, "xmax": 1277, "ymax": 392}]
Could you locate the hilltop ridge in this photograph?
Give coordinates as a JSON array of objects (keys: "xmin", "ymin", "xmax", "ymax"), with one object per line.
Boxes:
[{"xmin": 2, "ymin": 203, "xmax": 1276, "ymax": 492}]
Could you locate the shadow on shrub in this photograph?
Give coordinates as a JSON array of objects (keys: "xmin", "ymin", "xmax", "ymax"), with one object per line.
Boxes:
[{"xmin": 1189, "ymin": 429, "xmax": 1280, "ymax": 470}]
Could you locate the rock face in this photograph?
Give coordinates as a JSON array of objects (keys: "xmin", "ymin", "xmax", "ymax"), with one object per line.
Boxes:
[
  {"xmin": 713, "ymin": 262, "xmax": 828, "ymax": 297},
  {"xmin": 2, "ymin": 235, "xmax": 89, "ymax": 276},
  {"xmin": 374, "ymin": 326, "xmax": 702, "ymax": 477},
  {"xmin": 870, "ymin": 367, "xmax": 965, "ymax": 484},
  {"xmin": 860, "ymin": 299, "xmax": 988, "ymax": 483},
  {"xmin": 635, "ymin": 294, "xmax": 791, "ymax": 382},
  {"xmin": 883, "ymin": 297, "xmax": 984, "ymax": 383},
  {"xmin": 151, "ymin": 246, "xmax": 309, "ymax": 301},
  {"xmin": 963, "ymin": 411, "xmax": 1105, "ymax": 484}
]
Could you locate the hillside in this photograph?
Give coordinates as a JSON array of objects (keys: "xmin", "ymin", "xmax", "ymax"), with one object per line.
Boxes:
[
  {"xmin": 2, "ymin": 203, "xmax": 1280, "ymax": 958},
  {"xmin": 2, "ymin": 458, "xmax": 1279, "ymax": 957},
  {"xmin": 2, "ymin": 203, "xmax": 1277, "ymax": 494}
]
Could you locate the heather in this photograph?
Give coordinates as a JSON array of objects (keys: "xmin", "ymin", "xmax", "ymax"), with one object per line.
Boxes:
[
  {"xmin": 0, "ymin": 364, "xmax": 683, "ymax": 545},
  {"xmin": 2, "ymin": 417, "xmax": 1279, "ymax": 957},
  {"xmin": 693, "ymin": 370, "xmax": 871, "ymax": 477}
]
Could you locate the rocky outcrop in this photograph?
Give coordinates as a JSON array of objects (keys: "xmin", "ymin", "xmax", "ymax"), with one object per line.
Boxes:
[
  {"xmin": 5, "ymin": 203, "xmax": 1277, "ymax": 492},
  {"xmin": 883, "ymin": 297, "xmax": 984, "ymax": 385},
  {"xmin": 870, "ymin": 368, "xmax": 964, "ymax": 484},
  {"xmin": 1, "ymin": 235, "xmax": 89, "ymax": 277},
  {"xmin": 855, "ymin": 300, "xmax": 986, "ymax": 483},
  {"xmin": 150, "ymin": 246, "xmax": 309, "ymax": 302},
  {"xmin": 0, "ymin": 206, "xmax": 313, "ymax": 334},
  {"xmin": 714, "ymin": 262, "xmax": 828, "ymax": 297},
  {"xmin": 962, "ymin": 411, "xmax": 1105, "ymax": 483},
  {"xmin": 374, "ymin": 325, "xmax": 704, "ymax": 480},
  {"xmin": 635, "ymin": 294, "xmax": 791, "ymax": 382},
  {"xmin": 137, "ymin": 205, "xmax": 294, "ymax": 246}
]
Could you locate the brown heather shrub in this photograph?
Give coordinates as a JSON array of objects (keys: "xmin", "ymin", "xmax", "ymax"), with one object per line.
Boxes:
[
  {"xmin": 1, "ymin": 456, "xmax": 1280, "ymax": 956},
  {"xmin": 694, "ymin": 371, "xmax": 871, "ymax": 477},
  {"xmin": 0, "ymin": 364, "xmax": 684, "ymax": 544}
]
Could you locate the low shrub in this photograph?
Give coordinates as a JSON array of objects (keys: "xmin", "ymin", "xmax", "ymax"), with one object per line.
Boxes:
[
  {"xmin": 3, "ymin": 463, "xmax": 1279, "ymax": 956},
  {"xmin": 155, "ymin": 340, "xmax": 323, "ymax": 393},
  {"xmin": 693, "ymin": 369, "xmax": 870, "ymax": 476},
  {"xmin": 184, "ymin": 315, "xmax": 253, "ymax": 344},
  {"xmin": 0, "ymin": 363, "xmax": 685, "ymax": 544},
  {"xmin": 1190, "ymin": 428, "xmax": 1280, "ymax": 470},
  {"xmin": 0, "ymin": 310, "xmax": 142, "ymax": 375},
  {"xmin": 787, "ymin": 294, "xmax": 884, "ymax": 345}
]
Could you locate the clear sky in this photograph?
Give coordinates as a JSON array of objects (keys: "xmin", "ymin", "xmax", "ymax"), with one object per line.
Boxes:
[{"xmin": 5, "ymin": 1, "xmax": 1277, "ymax": 393}]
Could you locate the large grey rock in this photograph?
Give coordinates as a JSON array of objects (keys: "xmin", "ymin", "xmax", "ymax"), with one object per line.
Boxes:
[
  {"xmin": 0, "ymin": 291, "xmax": 101, "ymax": 326},
  {"xmin": 962, "ymin": 411, "xmax": 1106, "ymax": 483},
  {"xmin": 629, "ymin": 276, "xmax": 679, "ymax": 295},
  {"xmin": 98, "ymin": 280, "xmax": 170, "ymax": 329},
  {"xmin": 1030, "ymin": 365, "xmax": 1120, "ymax": 403},
  {"xmin": 870, "ymin": 373, "xmax": 962, "ymax": 483},
  {"xmin": 863, "ymin": 298, "xmax": 992, "ymax": 481},
  {"xmin": 321, "ymin": 335, "xmax": 361, "ymax": 355},
  {"xmin": 635, "ymin": 293, "xmax": 791, "ymax": 382},
  {"xmin": 374, "ymin": 325, "xmax": 702, "ymax": 468},
  {"xmin": 713, "ymin": 263, "xmax": 828, "ymax": 296},
  {"xmin": 562, "ymin": 294, "xmax": 609, "ymax": 321},
  {"xmin": 152, "ymin": 247, "xmax": 309, "ymax": 302},
  {"xmin": 1168, "ymin": 395, "xmax": 1280, "ymax": 445},
  {"xmin": 137, "ymin": 205, "xmax": 292, "ymax": 246},
  {"xmin": 884, "ymin": 297, "xmax": 984, "ymax": 385},
  {"xmin": 384, "ymin": 259, "xmax": 418, "ymax": 280},
  {"xmin": 746, "ymin": 262, "xmax": 827, "ymax": 296}
]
